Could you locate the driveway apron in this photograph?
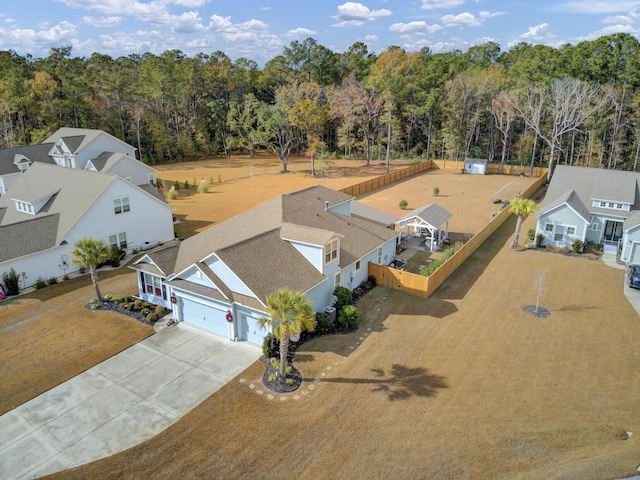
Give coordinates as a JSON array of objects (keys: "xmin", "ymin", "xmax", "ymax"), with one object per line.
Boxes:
[{"xmin": 0, "ymin": 322, "xmax": 260, "ymax": 480}]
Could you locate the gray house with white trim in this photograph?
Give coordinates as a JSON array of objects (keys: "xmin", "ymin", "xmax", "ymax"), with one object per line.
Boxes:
[
  {"xmin": 536, "ymin": 165, "xmax": 640, "ymax": 257},
  {"xmin": 130, "ymin": 185, "xmax": 398, "ymax": 345}
]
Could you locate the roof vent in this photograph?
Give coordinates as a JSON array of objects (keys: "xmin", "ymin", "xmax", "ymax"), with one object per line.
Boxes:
[{"xmin": 324, "ymin": 201, "xmax": 329, "ymax": 212}]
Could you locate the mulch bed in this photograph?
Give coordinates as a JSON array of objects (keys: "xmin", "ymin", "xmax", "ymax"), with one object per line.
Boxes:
[
  {"xmin": 259, "ymin": 357, "xmax": 304, "ymax": 393},
  {"xmin": 522, "ymin": 305, "xmax": 551, "ymax": 318},
  {"xmin": 85, "ymin": 300, "xmax": 164, "ymax": 326}
]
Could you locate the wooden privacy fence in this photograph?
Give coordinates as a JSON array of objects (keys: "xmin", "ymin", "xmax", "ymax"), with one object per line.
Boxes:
[
  {"xmin": 368, "ymin": 172, "xmax": 548, "ymax": 299},
  {"xmin": 429, "ymin": 159, "xmax": 547, "ymax": 178},
  {"xmin": 340, "ymin": 161, "xmax": 433, "ymax": 196}
]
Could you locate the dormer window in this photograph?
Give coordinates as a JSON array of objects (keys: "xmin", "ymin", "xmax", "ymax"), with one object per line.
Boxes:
[
  {"xmin": 324, "ymin": 239, "xmax": 338, "ymax": 264},
  {"xmin": 17, "ymin": 162, "xmax": 29, "ymax": 173},
  {"xmin": 594, "ymin": 199, "xmax": 629, "ymax": 211},
  {"xmin": 16, "ymin": 200, "xmax": 34, "ymax": 215}
]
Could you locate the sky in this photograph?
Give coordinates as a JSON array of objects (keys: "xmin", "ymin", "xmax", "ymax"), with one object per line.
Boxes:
[{"xmin": 1, "ymin": 0, "xmax": 639, "ymax": 64}]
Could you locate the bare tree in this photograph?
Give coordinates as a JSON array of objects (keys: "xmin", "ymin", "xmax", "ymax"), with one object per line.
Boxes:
[
  {"xmin": 534, "ymin": 270, "xmax": 548, "ymax": 313},
  {"xmin": 491, "ymin": 90, "xmax": 517, "ymax": 174}
]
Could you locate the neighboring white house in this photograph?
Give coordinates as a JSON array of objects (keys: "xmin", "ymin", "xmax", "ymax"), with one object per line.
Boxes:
[
  {"xmin": 130, "ymin": 185, "xmax": 398, "ymax": 345},
  {"xmin": 535, "ymin": 165, "xmax": 640, "ymax": 258},
  {"xmin": 0, "ymin": 128, "xmax": 141, "ymax": 196},
  {"xmin": 0, "ymin": 163, "xmax": 175, "ymax": 289}
]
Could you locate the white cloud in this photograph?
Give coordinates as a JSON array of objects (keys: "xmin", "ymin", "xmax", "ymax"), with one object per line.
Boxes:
[
  {"xmin": 205, "ymin": 15, "xmax": 282, "ymax": 60},
  {"xmin": 390, "ymin": 21, "xmax": 442, "ymax": 35},
  {"xmin": 286, "ymin": 27, "xmax": 317, "ymax": 38},
  {"xmin": 332, "ymin": 2, "xmax": 392, "ymax": 27},
  {"xmin": 557, "ymin": 1, "xmax": 640, "ymax": 14},
  {"xmin": 171, "ymin": 11, "xmax": 203, "ymax": 33},
  {"xmin": 171, "ymin": 0, "xmax": 210, "ymax": 7},
  {"xmin": 507, "ymin": 23, "xmax": 565, "ymax": 48},
  {"xmin": 440, "ymin": 10, "xmax": 504, "ymax": 28},
  {"xmin": 575, "ymin": 23, "xmax": 639, "ymax": 41},
  {"xmin": 81, "ymin": 16, "xmax": 123, "ymax": 28},
  {"xmin": 602, "ymin": 12, "xmax": 640, "ymax": 24},
  {"xmin": 0, "ymin": 21, "xmax": 77, "ymax": 52},
  {"xmin": 421, "ymin": 0, "xmax": 464, "ymax": 9}
]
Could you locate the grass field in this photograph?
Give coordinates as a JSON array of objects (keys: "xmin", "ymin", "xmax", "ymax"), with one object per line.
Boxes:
[{"xmin": 4, "ymin": 155, "xmax": 639, "ymax": 478}]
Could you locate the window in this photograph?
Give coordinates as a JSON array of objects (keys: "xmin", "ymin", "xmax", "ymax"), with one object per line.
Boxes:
[
  {"xmin": 16, "ymin": 201, "xmax": 34, "ymax": 214},
  {"xmin": 590, "ymin": 223, "xmax": 599, "ymax": 231},
  {"xmin": 108, "ymin": 232, "xmax": 127, "ymax": 249},
  {"xmin": 608, "ymin": 202, "xmax": 615, "ymax": 208},
  {"xmin": 545, "ymin": 224, "xmax": 554, "ymax": 232},
  {"xmin": 334, "ymin": 272, "xmax": 341, "ymax": 287},
  {"xmin": 143, "ymin": 273, "xmax": 166, "ymax": 299},
  {"xmin": 113, "ymin": 197, "xmax": 130, "ymax": 214},
  {"xmin": 324, "ymin": 239, "xmax": 338, "ymax": 264},
  {"xmin": 566, "ymin": 226, "xmax": 576, "ymax": 235},
  {"xmin": 554, "ymin": 226, "xmax": 564, "ymax": 241},
  {"xmin": 600, "ymin": 201, "xmax": 607, "ymax": 207},
  {"xmin": 148, "ymin": 173, "xmax": 156, "ymax": 185},
  {"xmin": 377, "ymin": 247, "xmax": 382, "ymax": 264},
  {"xmin": 355, "ymin": 260, "xmax": 361, "ymax": 271},
  {"xmin": 616, "ymin": 203, "xmax": 623, "ymax": 209},
  {"xmin": 17, "ymin": 162, "xmax": 29, "ymax": 173}
]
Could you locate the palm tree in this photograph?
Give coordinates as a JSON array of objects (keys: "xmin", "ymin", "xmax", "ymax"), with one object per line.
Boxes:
[
  {"xmin": 72, "ymin": 237, "xmax": 110, "ymax": 301},
  {"xmin": 510, "ymin": 198, "xmax": 537, "ymax": 249},
  {"xmin": 258, "ymin": 288, "xmax": 316, "ymax": 379}
]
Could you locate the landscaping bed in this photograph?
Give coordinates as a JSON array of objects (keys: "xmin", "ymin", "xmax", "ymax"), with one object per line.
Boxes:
[{"xmin": 85, "ymin": 295, "xmax": 169, "ymax": 326}]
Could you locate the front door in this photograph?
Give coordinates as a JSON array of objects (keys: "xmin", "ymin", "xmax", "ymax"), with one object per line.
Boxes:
[{"xmin": 603, "ymin": 220, "xmax": 623, "ymax": 242}]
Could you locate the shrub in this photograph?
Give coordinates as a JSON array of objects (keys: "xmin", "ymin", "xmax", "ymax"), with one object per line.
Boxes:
[
  {"xmin": 285, "ymin": 365, "xmax": 293, "ymax": 375},
  {"xmin": 368, "ymin": 275, "xmax": 377, "ymax": 287},
  {"xmin": 2, "ymin": 267, "xmax": 20, "ymax": 295},
  {"xmin": 535, "ymin": 233, "xmax": 545, "ymax": 248},
  {"xmin": 209, "ymin": 176, "xmax": 214, "ymax": 184},
  {"xmin": 125, "ymin": 302, "xmax": 135, "ymax": 311},
  {"xmin": 285, "ymin": 378, "xmax": 294, "ymax": 385},
  {"xmin": 173, "ymin": 180, "xmax": 180, "ymax": 190},
  {"xmin": 197, "ymin": 180, "xmax": 208, "ymax": 194},
  {"xmin": 141, "ymin": 307, "xmax": 151, "ymax": 316},
  {"xmin": 527, "ymin": 228, "xmax": 536, "ymax": 241},
  {"xmin": 572, "ymin": 239, "xmax": 584, "ymax": 254},
  {"xmin": 146, "ymin": 312, "xmax": 158, "ymax": 323},
  {"xmin": 338, "ymin": 304, "xmax": 359, "ymax": 328},
  {"xmin": 143, "ymin": 302, "xmax": 153, "ymax": 308},
  {"xmin": 315, "ymin": 312, "xmax": 334, "ymax": 334},
  {"xmin": 184, "ymin": 180, "xmax": 190, "ymax": 189},
  {"xmin": 34, "ymin": 277, "xmax": 47, "ymax": 290},
  {"xmin": 111, "ymin": 295, "xmax": 125, "ymax": 303},
  {"xmin": 433, "ymin": 186, "xmax": 440, "ymax": 197},
  {"xmin": 155, "ymin": 305, "xmax": 166, "ymax": 316},
  {"xmin": 108, "ymin": 246, "xmax": 126, "ymax": 267},
  {"xmin": 167, "ymin": 186, "xmax": 178, "ymax": 200},
  {"xmin": 399, "ymin": 198, "xmax": 408, "ymax": 209},
  {"xmin": 421, "ymin": 241, "xmax": 464, "ymax": 277},
  {"xmin": 119, "ymin": 302, "xmax": 127, "ymax": 310},
  {"xmin": 89, "ymin": 303, "xmax": 100, "ymax": 310},
  {"xmin": 193, "ymin": 177, "xmax": 196, "ymax": 187},
  {"xmin": 268, "ymin": 373, "xmax": 278, "ymax": 382},
  {"xmin": 134, "ymin": 299, "xmax": 143, "ymax": 308},
  {"xmin": 47, "ymin": 277, "xmax": 58, "ymax": 286},
  {"xmin": 333, "ymin": 286, "xmax": 352, "ymax": 310},
  {"xmin": 218, "ymin": 174, "xmax": 222, "ymax": 184},
  {"xmin": 262, "ymin": 333, "xmax": 280, "ymax": 359}
]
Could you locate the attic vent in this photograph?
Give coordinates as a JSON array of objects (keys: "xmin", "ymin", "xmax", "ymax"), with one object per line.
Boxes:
[{"xmin": 325, "ymin": 201, "xmax": 329, "ymax": 212}]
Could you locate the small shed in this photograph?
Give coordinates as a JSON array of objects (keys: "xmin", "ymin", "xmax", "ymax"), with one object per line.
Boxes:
[
  {"xmin": 465, "ymin": 158, "xmax": 487, "ymax": 175},
  {"xmin": 396, "ymin": 203, "xmax": 453, "ymax": 252}
]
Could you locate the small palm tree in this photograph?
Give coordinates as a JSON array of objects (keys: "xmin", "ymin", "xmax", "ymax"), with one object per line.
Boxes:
[
  {"xmin": 510, "ymin": 198, "xmax": 536, "ymax": 249},
  {"xmin": 258, "ymin": 288, "xmax": 316, "ymax": 379},
  {"xmin": 72, "ymin": 237, "xmax": 110, "ymax": 301}
]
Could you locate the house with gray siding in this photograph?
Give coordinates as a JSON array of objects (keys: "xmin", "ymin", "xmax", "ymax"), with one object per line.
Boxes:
[
  {"xmin": 130, "ymin": 185, "xmax": 398, "ymax": 345},
  {"xmin": 535, "ymin": 165, "xmax": 640, "ymax": 259}
]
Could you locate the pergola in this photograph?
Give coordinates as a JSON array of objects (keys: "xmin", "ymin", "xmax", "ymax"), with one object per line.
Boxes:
[{"xmin": 396, "ymin": 203, "xmax": 453, "ymax": 252}]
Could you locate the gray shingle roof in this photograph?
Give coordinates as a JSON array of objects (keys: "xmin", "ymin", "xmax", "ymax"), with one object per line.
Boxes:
[
  {"xmin": 398, "ymin": 203, "xmax": 453, "ymax": 228},
  {"xmin": 0, "ymin": 143, "xmax": 55, "ymax": 175},
  {"xmin": 44, "ymin": 128, "xmax": 109, "ymax": 153},
  {"xmin": 0, "ymin": 214, "xmax": 60, "ymax": 262},
  {"xmin": 148, "ymin": 187, "xmax": 398, "ymax": 305},
  {"xmin": 288, "ymin": 184, "xmax": 354, "ymax": 209},
  {"xmin": 540, "ymin": 165, "xmax": 640, "ymax": 221},
  {"xmin": 539, "ymin": 189, "xmax": 591, "ymax": 222},
  {"xmin": 350, "ymin": 201, "xmax": 398, "ymax": 227}
]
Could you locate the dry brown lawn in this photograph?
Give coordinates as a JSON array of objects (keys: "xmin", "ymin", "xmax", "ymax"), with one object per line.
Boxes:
[
  {"xmin": 0, "ymin": 268, "xmax": 153, "ymax": 415},
  {"xmin": 46, "ymin": 210, "xmax": 640, "ymax": 479},
  {"xmin": 8, "ymin": 156, "xmax": 638, "ymax": 478}
]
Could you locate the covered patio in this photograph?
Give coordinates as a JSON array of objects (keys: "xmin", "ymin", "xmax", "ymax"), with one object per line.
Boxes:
[{"xmin": 396, "ymin": 203, "xmax": 453, "ymax": 252}]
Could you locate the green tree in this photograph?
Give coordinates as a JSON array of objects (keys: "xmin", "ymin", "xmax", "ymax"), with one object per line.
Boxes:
[
  {"xmin": 510, "ymin": 198, "xmax": 536, "ymax": 249},
  {"xmin": 258, "ymin": 288, "xmax": 316, "ymax": 379},
  {"xmin": 254, "ymin": 98, "xmax": 294, "ymax": 172},
  {"xmin": 72, "ymin": 238, "xmax": 110, "ymax": 301}
]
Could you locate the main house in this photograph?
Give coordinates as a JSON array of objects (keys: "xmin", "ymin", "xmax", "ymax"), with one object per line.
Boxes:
[
  {"xmin": 0, "ymin": 127, "xmax": 152, "ymax": 196},
  {"xmin": 130, "ymin": 185, "xmax": 398, "ymax": 345},
  {"xmin": 0, "ymin": 163, "xmax": 174, "ymax": 289},
  {"xmin": 535, "ymin": 165, "xmax": 640, "ymax": 261}
]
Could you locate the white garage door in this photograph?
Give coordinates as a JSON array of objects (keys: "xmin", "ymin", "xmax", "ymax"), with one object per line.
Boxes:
[
  {"xmin": 180, "ymin": 298, "xmax": 229, "ymax": 338},
  {"xmin": 241, "ymin": 314, "xmax": 265, "ymax": 345}
]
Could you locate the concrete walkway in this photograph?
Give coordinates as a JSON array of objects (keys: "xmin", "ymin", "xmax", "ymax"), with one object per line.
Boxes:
[{"xmin": 0, "ymin": 322, "xmax": 260, "ymax": 480}]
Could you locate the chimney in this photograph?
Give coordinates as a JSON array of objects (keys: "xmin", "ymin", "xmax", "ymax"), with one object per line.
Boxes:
[{"xmin": 324, "ymin": 201, "xmax": 329, "ymax": 212}]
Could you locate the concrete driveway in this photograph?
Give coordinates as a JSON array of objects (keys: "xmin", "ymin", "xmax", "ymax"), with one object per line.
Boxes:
[{"xmin": 0, "ymin": 322, "xmax": 260, "ymax": 480}]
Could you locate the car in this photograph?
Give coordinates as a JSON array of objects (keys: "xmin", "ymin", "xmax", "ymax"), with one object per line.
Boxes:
[{"xmin": 629, "ymin": 265, "xmax": 640, "ymax": 289}]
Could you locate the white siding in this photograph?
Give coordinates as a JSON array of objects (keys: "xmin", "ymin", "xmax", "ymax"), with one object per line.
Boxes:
[
  {"xmin": 289, "ymin": 241, "xmax": 323, "ymax": 272},
  {"xmin": 206, "ymin": 258, "xmax": 254, "ymax": 296},
  {"xmin": 105, "ymin": 157, "xmax": 155, "ymax": 186}
]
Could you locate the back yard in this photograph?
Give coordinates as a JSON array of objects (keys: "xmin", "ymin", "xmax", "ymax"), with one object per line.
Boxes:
[{"xmin": 4, "ymin": 158, "xmax": 638, "ymax": 478}]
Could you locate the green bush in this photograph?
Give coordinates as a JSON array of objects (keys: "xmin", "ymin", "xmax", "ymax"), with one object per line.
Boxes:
[
  {"xmin": 34, "ymin": 277, "xmax": 47, "ymax": 290},
  {"xmin": 268, "ymin": 373, "xmax": 278, "ymax": 382},
  {"xmin": 134, "ymin": 299, "xmax": 143, "ymax": 308},
  {"xmin": 141, "ymin": 307, "xmax": 151, "ymax": 316},
  {"xmin": 527, "ymin": 228, "xmax": 536, "ymax": 241},
  {"xmin": 173, "ymin": 180, "xmax": 180, "ymax": 190},
  {"xmin": 167, "ymin": 186, "xmax": 178, "ymax": 200},
  {"xmin": 111, "ymin": 295, "xmax": 125, "ymax": 303},
  {"xmin": 2, "ymin": 267, "xmax": 20, "ymax": 296},
  {"xmin": 315, "ymin": 312, "xmax": 334, "ymax": 334},
  {"xmin": 421, "ymin": 241, "xmax": 464, "ymax": 277},
  {"xmin": 146, "ymin": 312, "xmax": 158, "ymax": 322},
  {"xmin": 285, "ymin": 378, "xmax": 294, "ymax": 385},
  {"xmin": 108, "ymin": 246, "xmax": 126, "ymax": 267},
  {"xmin": 535, "ymin": 233, "xmax": 545, "ymax": 248},
  {"xmin": 333, "ymin": 286, "xmax": 352, "ymax": 310},
  {"xmin": 184, "ymin": 180, "xmax": 190, "ymax": 189},
  {"xmin": 338, "ymin": 304, "xmax": 359, "ymax": 328},
  {"xmin": 89, "ymin": 303, "xmax": 100, "ymax": 310},
  {"xmin": 155, "ymin": 305, "xmax": 166, "ymax": 316},
  {"xmin": 125, "ymin": 302, "xmax": 135, "ymax": 311},
  {"xmin": 433, "ymin": 186, "xmax": 440, "ymax": 197},
  {"xmin": 197, "ymin": 180, "xmax": 208, "ymax": 194},
  {"xmin": 218, "ymin": 174, "xmax": 222, "ymax": 184},
  {"xmin": 399, "ymin": 199, "xmax": 408, "ymax": 209},
  {"xmin": 572, "ymin": 239, "xmax": 584, "ymax": 254},
  {"xmin": 262, "ymin": 333, "xmax": 280, "ymax": 359},
  {"xmin": 47, "ymin": 277, "xmax": 58, "ymax": 286}
]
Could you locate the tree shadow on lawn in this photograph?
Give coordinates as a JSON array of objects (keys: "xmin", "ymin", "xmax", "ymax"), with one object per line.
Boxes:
[{"xmin": 321, "ymin": 364, "xmax": 447, "ymax": 401}]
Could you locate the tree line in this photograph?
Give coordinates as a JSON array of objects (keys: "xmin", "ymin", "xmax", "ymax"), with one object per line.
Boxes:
[{"xmin": 2, "ymin": 33, "xmax": 640, "ymax": 178}]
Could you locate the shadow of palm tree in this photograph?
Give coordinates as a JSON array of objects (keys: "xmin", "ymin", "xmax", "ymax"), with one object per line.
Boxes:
[{"xmin": 321, "ymin": 364, "xmax": 447, "ymax": 401}]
